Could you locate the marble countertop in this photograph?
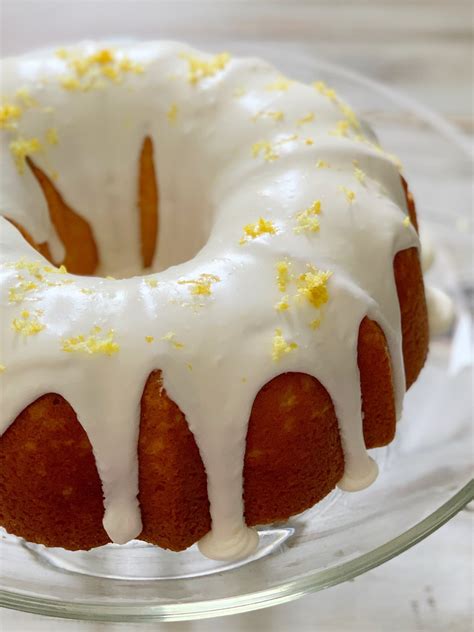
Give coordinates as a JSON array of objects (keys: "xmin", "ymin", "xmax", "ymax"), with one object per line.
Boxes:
[{"xmin": 1, "ymin": 1, "xmax": 472, "ymax": 630}]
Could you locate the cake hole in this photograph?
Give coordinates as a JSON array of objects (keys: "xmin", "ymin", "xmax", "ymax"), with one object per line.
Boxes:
[
  {"xmin": 27, "ymin": 158, "xmax": 99, "ymax": 276},
  {"xmin": 138, "ymin": 136, "xmax": 159, "ymax": 269},
  {"xmin": 12, "ymin": 135, "xmax": 213, "ymax": 280}
]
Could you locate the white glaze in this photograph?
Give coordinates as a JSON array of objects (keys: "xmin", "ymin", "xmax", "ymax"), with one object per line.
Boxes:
[
  {"xmin": 0, "ymin": 42, "xmax": 421, "ymax": 560},
  {"xmin": 420, "ymin": 231, "xmax": 435, "ymax": 272},
  {"xmin": 426, "ymin": 286, "xmax": 455, "ymax": 335}
]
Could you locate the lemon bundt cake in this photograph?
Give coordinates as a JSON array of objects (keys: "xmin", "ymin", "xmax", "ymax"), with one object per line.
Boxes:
[{"xmin": 0, "ymin": 42, "xmax": 430, "ymax": 560}]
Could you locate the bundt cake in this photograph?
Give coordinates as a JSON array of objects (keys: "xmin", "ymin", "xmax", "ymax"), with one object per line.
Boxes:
[{"xmin": 0, "ymin": 42, "xmax": 430, "ymax": 560}]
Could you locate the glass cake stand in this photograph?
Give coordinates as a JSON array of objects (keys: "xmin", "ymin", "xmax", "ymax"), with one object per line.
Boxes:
[{"xmin": 0, "ymin": 48, "xmax": 472, "ymax": 623}]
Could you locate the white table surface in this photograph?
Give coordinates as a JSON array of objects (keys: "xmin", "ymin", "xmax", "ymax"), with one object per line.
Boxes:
[{"xmin": 0, "ymin": 1, "xmax": 472, "ymax": 630}]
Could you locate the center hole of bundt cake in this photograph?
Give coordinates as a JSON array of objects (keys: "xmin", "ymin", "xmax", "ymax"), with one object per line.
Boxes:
[
  {"xmin": 20, "ymin": 138, "xmax": 213, "ymax": 279},
  {"xmin": 128, "ymin": 135, "xmax": 214, "ymax": 278}
]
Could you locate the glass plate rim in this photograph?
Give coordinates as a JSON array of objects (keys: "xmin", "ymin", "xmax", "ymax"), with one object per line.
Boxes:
[
  {"xmin": 1, "ymin": 481, "xmax": 472, "ymax": 623},
  {"xmin": 0, "ymin": 52, "xmax": 472, "ymax": 623}
]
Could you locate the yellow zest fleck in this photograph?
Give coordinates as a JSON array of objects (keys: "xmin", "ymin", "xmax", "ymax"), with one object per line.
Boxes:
[
  {"xmin": 269, "ymin": 111, "xmax": 285, "ymax": 121},
  {"xmin": 0, "ymin": 365, "xmax": 5, "ymax": 373},
  {"xmin": 252, "ymin": 140, "xmax": 279, "ymax": 161},
  {"xmin": 12, "ymin": 310, "xmax": 45, "ymax": 336},
  {"xmin": 294, "ymin": 200, "xmax": 322, "ymax": 234},
  {"xmin": 339, "ymin": 186, "xmax": 356, "ymax": 203},
  {"xmin": 329, "ymin": 120, "xmax": 350, "ymax": 137},
  {"xmin": 80, "ymin": 288, "xmax": 95, "ymax": 295},
  {"xmin": 144, "ymin": 277, "xmax": 159, "ymax": 288},
  {"xmin": 233, "ymin": 86, "xmax": 246, "ymax": 98},
  {"xmin": 272, "ymin": 328, "xmax": 298, "ymax": 361},
  {"xmin": 275, "ymin": 296, "xmax": 290, "ymax": 312},
  {"xmin": 101, "ymin": 65, "xmax": 120, "ymax": 81},
  {"xmin": 0, "ymin": 103, "xmax": 22, "ymax": 130},
  {"xmin": 62, "ymin": 328, "xmax": 119, "ymax": 355},
  {"xmin": 239, "ymin": 217, "xmax": 277, "ymax": 244},
  {"xmin": 90, "ymin": 49, "xmax": 115, "ymax": 65},
  {"xmin": 265, "ymin": 76, "xmax": 292, "ymax": 92},
  {"xmin": 353, "ymin": 165, "xmax": 366, "ymax": 183},
  {"xmin": 252, "ymin": 110, "xmax": 285, "ymax": 122},
  {"xmin": 8, "ymin": 280, "xmax": 38, "ymax": 303},
  {"xmin": 9, "ymin": 137, "xmax": 42, "ymax": 173},
  {"xmin": 55, "ymin": 48, "xmax": 70, "ymax": 60},
  {"xmin": 45, "ymin": 278, "xmax": 73, "ymax": 288},
  {"xmin": 16, "ymin": 87, "xmax": 38, "ymax": 108},
  {"xmin": 276, "ymin": 259, "xmax": 291, "ymax": 292},
  {"xmin": 297, "ymin": 112, "xmax": 315, "ymax": 126},
  {"xmin": 310, "ymin": 318, "xmax": 322, "ymax": 330},
  {"xmin": 177, "ymin": 273, "xmax": 220, "ymax": 296},
  {"xmin": 339, "ymin": 102, "xmax": 360, "ymax": 130},
  {"xmin": 304, "ymin": 138, "xmax": 314, "ymax": 146},
  {"xmin": 118, "ymin": 57, "xmax": 144, "ymax": 74},
  {"xmin": 105, "ymin": 275, "xmax": 116, "ymax": 280},
  {"xmin": 60, "ymin": 76, "xmax": 81, "ymax": 91},
  {"xmin": 403, "ymin": 216, "xmax": 411, "ymax": 227},
  {"xmin": 145, "ymin": 335, "xmax": 155, "ymax": 343},
  {"xmin": 180, "ymin": 51, "xmax": 230, "ymax": 84},
  {"xmin": 186, "ymin": 363, "xmax": 193, "ymax": 371},
  {"xmin": 46, "ymin": 127, "xmax": 59, "ymax": 145},
  {"xmin": 296, "ymin": 265, "xmax": 332, "ymax": 308},
  {"xmin": 57, "ymin": 47, "xmax": 144, "ymax": 92},
  {"xmin": 8, "ymin": 258, "xmax": 66, "ymax": 280},
  {"xmin": 8, "ymin": 259, "xmax": 43, "ymax": 279},
  {"xmin": 167, "ymin": 103, "xmax": 179, "ymax": 123},
  {"xmin": 316, "ymin": 159, "xmax": 329, "ymax": 168},
  {"xmin": 313, "ymin": 80, "xmax": 337, "ymax": 101},
  {"xmin": 161, "ymin": 331, "xmax": 184, "ymax": 349},
  {"xmin": 276, "ymin": 134, "xmax": 298, "ymax": 146}
]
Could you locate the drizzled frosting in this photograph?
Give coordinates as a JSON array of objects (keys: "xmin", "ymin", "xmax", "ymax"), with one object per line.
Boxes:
[{"xmin": 0, "ymin": 42, "xmax": 422, "ymax": 560}]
